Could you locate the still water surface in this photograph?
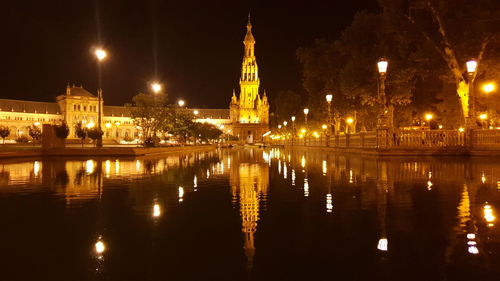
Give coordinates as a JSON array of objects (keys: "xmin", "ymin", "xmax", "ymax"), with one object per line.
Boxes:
[{"xmin": 1, "ymin": 148, "xmax": 500, "ymax": 281}]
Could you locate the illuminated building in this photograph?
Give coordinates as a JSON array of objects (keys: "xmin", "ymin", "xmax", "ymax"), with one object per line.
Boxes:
[
  {"xmin": 229, "ymin": 16, "xmax": 270, "ymax": 143},
  {"xmin": 0, "ymin": 85, "xmax": 231, "ymax": 142}
]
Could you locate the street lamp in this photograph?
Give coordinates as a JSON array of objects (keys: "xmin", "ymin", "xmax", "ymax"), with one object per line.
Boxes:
[
  {"xmin": 377, "ymin": 58, "xmax": 389, "ymax": 127},
  {"xmin": 283, "ymin": 121, "xmax": 287, "ymax": 127},
  {"xmin": 178, "ymin": 100, "xmax": 185, "ymax": 107},
  {"xmin": 466, "ymin": 59, "xmax": 477, "ymax": 128},
  {"xmin": 151, "ymin": 82, "xmax": 162, "ymax": 94},
  {"xmin": 325, "ymin": 94, "xmax": 333, "ymax": 136},
  {"xmin": 303, "ymin": 108, "xmax": 309, "ymax": 127},
  {"xmin": 482, "ymin": 82, "xmax": 495, "ymax": 94},
  {"xmin": 424, "ymin": 113, "xmax": 433, "ymax": 130},
  {"xmin": 94, "ymin": 47, "xmax": 107, "ymax": 147}
]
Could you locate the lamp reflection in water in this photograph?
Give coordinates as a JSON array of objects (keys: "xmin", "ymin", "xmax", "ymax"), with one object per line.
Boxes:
[
  {"xmin": 153, "ymin": 202, "xmax": 161, "ymax": 218},
  {"xmin": 484, "ymin": 203, "xmax": 495, "ymax": 227},
  {"xmin": 33, "ymin": 161, "xmax": 40, "ymax": 177},
  {"xmin": 178, "ymin": 186, "xmax": 184, "ymax": 203},
  {"xmin": 86, "ymin": 160, "xmax": 95, "ymax": 174}
]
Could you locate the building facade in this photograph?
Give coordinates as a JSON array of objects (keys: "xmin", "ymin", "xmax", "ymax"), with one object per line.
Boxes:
[
  {"xmin": 0, "ymin": 85, "xmax": 231, "ymax": 142},
  {"xmin": 229, "ymin": 17, "xmax": 270, "ymax": 144}
]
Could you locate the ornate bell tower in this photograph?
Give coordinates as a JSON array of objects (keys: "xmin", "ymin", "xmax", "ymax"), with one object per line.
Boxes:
[{"xmin": 229, "ymin": 15, "xmax": 269, "ymax": 143}]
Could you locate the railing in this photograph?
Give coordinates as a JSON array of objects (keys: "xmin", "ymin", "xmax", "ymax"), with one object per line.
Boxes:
[
  {"xmin": 472, "ymin": 130, "xmax": 500, "ymax": 148},
  {"xmin": 390, "ymin": 130, "xmax": 465, "ymax": 148},
  {"xmin": 272, "ymin": 129, "xmax": 500, "ymax": 151}
]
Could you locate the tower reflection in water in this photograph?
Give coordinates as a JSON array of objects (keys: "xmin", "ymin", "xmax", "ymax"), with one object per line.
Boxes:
[{"xmin": 229, "ymin": 148, "xmax": 269, "ymax": 272}]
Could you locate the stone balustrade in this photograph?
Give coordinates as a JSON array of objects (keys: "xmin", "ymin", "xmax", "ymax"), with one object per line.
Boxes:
[{"xmin": 272, "ymin": 129, "xmax": 500, "ymax": 153}]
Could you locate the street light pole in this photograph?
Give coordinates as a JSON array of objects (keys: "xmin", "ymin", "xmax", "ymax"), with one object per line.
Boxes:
[
  {"xmin": 326, "ymin": 94, "xmax": 333, "ymax": 136},
  {"xmin": 303, "ymin": 108, "xmax": 309, "ymax": 128},
  {"xmin": 466, "ymin": 59, "xmax": 478, "ymax": 129},
  {"xmin": 95, "ymin": 48, "xmax": 107, "ymax": 148},
  {"xmin": 377, "ymin": 58, "xmax": 388, "ymax": 128},
  {"xmin": 291, "ymin": 116, "xmax": 296, "ymax": 144}
]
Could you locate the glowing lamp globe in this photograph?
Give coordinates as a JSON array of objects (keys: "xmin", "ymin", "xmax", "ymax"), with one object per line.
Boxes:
[
  {"xmin": 377, "ymin": 58, "xmax": 388, "ymax": 74},
  {"xmin": 466, "ymin": 59, "xmax": 477, "ymax": 74}
]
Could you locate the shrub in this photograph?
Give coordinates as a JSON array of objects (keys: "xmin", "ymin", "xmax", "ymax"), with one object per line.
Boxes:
[
  {"xmin": 55, "ymin": 122, "xmax": 70, "ymax": 139},
  {"xmin": 16, "ymin": 135, "xmax": 30, "ymax": 143}
]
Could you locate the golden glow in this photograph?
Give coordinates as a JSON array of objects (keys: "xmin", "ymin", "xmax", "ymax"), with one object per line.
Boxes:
[
  {"xmin": 193, "ymin": 110, "xmax": 199, "ymax": 115},
  {"xmin": 178, "ymin": 100, "xmax": 185, "ymax": 107},
  {"xmin": 427, "ymin": 180, "xmax": 433, "ymax": 190},
  {"xmin": 466, "ymin": 59, "xmax": 477, "ymax": 74},
  {"xmin": 303, "ymin": 178, "xmax": 309, "ymax": 197},
  {"xmin": 303, "ymin": 108, "xmax": 309, "ymax": 115},
  {"xmin": 105, "ymin": 123, "xmax": 111, "ymax": 128},
  {"xmin": 377, "ymin": 58, "xmax": 388, "ymax": 74},
  {"xmin": 346, "ymin": 118, "xmax": 354, "ymax": 124},
  {"xmin": 105, "ymin": 160, "xmax": 111, "ymax": 177},
  {"xmin": 114, "ymin": 121, "xmax": 121, "ymax": 126},
  {"xmin": 326, "ymin": 193, "xmax": 333, "ymax": 213},
  {"xmin": 322, "ymin": 160, "xmax": 327, "ymax": 175},
  {"xmin": 34, "ymin": 121, "xmax": 41, "ymax": 126},
  {"xmin": 178, "ymin": 186, "xmax": 184, "ymax": 202},
  {"xmin": 377, "ymin": 238, "xmax": 388, "ymax": 251},
  {"xmin": 482, "ymin": 173, "xmax": 486, "ymax": 184},
  {"xmin": 153, "ymin": 203, "xmax": 161, "ymax": 217},
  {"xmin": 484, "ymin": 203, "xmax": 495, "ymax": 224},
  {"xmin": 85, "ymin": 160, "xmax": 94, "ymax": 174},
  {"xmin": 312, "ymin": 131, "xmax": 320, "ymax": 138},
  {"xmin": 326, "ymin": 94, "xmax": 333, "ymax": 103},
  {"xmin": 95, "ymin": 239, "xmax": 106, "ymax": 254},
  {"xmin": 291, "ymin": 116, "xmax": 296, "ymax": 122},
  {"xmin": 300, "ymin": 128, "xmax": 306, "ymax": 134},
  {"xmin": 322, "ymin": 124, "xmax": 327, "ymax": 130},
  {"xmin": 95, "ymin": 49, "xmax": 107, "ymax": 61},
  {"xmin": 459, "ymin": 127, "xmax": 465, "ymax": 132},
  {"xmin": 151, "ymin": 82, "xmax": 162, "ymax": 93},
  {"xmin": 482, "ymin": 82, "xmax": 496, "ymax": 93},
  {"xmin": 33, "ymin": 161, "xmax": 40, "ymax": 176},
  {"xmin": 425, "ymin": 113, "xmax": 433, "ymax": 121},
  {"xmin": 301, "ymin": 156, "xmax": 306, "ymax": 168},
  {"xmin": 479, "ymin": 113, "xmax": 488, "ymax": 120},
  {"xmin": 283, "ymin": 121, "xmax": 287, "ymax": 126},
  {"xmin": 86, "ymin": 122, "xmax": 95, "ymax": 128}
]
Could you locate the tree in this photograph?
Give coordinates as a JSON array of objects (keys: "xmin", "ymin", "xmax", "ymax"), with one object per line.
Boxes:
[
  {"xmin": 126, "ymin": 92, "xmax": 168, "ymax": 144},
  {"xmin": 55, "ymin": 122, "xmax": 70, "ymax": 139},
  {"xmin": 87, "ymin": 127, "xmax": 104, "ymax": 147},
  {"xmin": 74, "ymin": 122, "xmax": 88, "ymax": 147},
  {"xmin": 192, "ymin": 123, "xmax": 223, "ymax": 142},
  {"xmin": 272, "ymin": 90, "xmax": 303, "ymax": 126},
  {"xmin": 0, "ymin": 126, "xmax": 10, "ymax": 144},
  {"xmin": 379, "ymin": 0, "xmax": 500, "ymax": 122},
  {"xmin": 27, "ymin": 125, "xmax": 42, "ymax": 145},
  {"xmin": 164, "ymin": 107, "xmax": 196, "ymax": 143}
]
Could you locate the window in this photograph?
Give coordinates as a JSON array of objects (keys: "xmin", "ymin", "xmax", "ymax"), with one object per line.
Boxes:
[{"xmin": 83, "ymin": 106, "xmax": 87, "ymax": 111}]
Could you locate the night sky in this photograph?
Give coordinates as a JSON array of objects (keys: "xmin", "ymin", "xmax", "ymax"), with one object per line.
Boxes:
[{"xmin": 0, "ymin": 0, "xmax": 378, "ymax": 108}]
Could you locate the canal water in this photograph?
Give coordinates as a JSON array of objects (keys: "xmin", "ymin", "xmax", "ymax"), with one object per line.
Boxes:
[{"xmin": 0, "ymin": 148, "xmax": 499, "ymax": 281}]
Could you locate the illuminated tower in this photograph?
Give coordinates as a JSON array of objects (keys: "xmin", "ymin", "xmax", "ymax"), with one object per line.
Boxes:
[{"xmin": 229, "ymin": 15, "xmax": 270, "ymax": 143}]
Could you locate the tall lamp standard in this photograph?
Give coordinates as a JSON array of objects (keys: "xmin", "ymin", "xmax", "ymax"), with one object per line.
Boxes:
[
  {"xmin": 377, "ymin": 58, "xmax": 389, "ymax": 127},
  {"xmin": 94, "ymin": 48, "xmax": 107, "ymax": 148},
  {"xmin": 291, "ymin": 116, "xmax": 296, "ymax": 143},
  {"xmin": 466, "ymin": 59, "xmax": 478, "ymax": 128},
  {"xmin": 326, "ymin": 94, "xmax": 333, "ymax": 135},
  {"xmin": 303, "ymin": 108, "xmax": 309, "ymax": 128}
]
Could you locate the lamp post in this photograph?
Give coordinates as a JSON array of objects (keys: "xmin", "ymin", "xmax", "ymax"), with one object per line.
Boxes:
[
  {"xmin": 178, "ymin": 99, "xmax": 185, "ymax": 107},
  {"xmin": 151, "ymin": 82, "xmax": 162, "ymax": 94},
  {"xmin": 377, "ymin": 58, "xmax": 389, "ymax": 128},
  {"xmin": 326, "ymin": 94, "xmax": 333, "ymax": 135},
  {"xmin": 94, "ymin": 48, "xmax": 107, "ymax": 148},
  {"xmin": 425, "ymin": 113, "xmax": 433, "ymax": 130},
  {"xmin": 466, "ymin": 59, "xmax": 477, "ymax": 128},
  {"xmin": 291, "ymin": 116, "xmax": 296, "ymax": 144},
  {"xmin": 303, "ymin": 108, "xmax": 309, "ymax": 127}
]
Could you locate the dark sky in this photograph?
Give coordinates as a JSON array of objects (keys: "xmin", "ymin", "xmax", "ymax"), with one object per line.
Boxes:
[{"xmin": 0, "ymin": 0, "xmax": 378, "ymax": 108}]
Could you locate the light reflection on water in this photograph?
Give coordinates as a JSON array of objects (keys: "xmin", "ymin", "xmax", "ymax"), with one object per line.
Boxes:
[{"xmin": 0, "ymin": 148, "xmax": 500, "ymax": 280}]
